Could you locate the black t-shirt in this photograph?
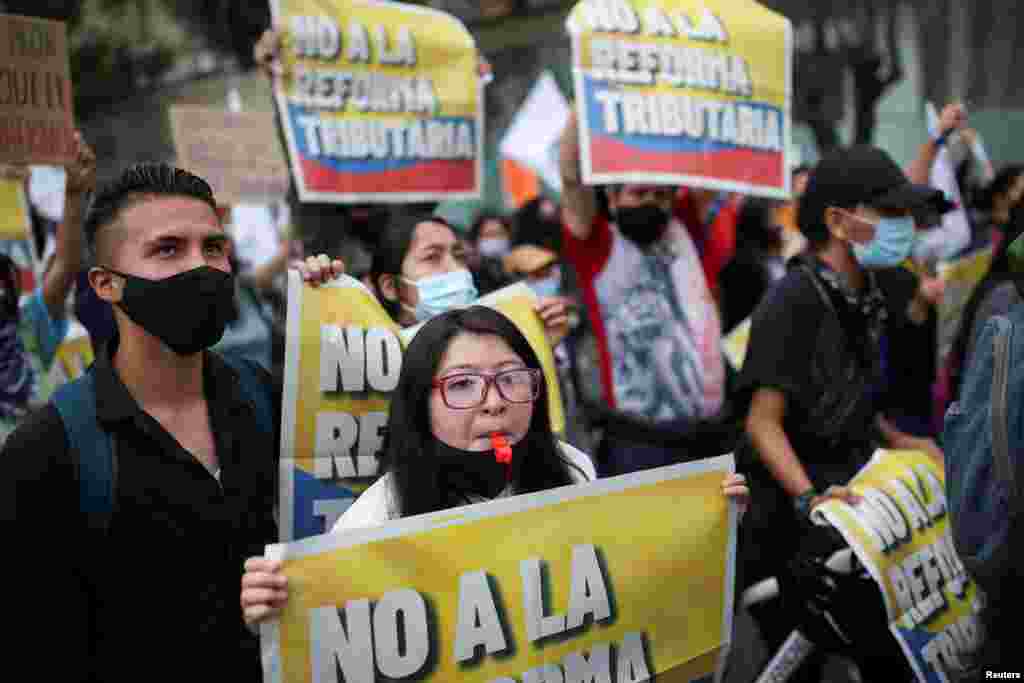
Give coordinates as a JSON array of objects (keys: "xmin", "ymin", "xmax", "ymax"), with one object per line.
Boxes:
[
  {"xmin": 876, "ymin": 266, "xmax": 935, "ymax": 431},
  {"xmin": 1, "ymin": 347, "xmax": 280, "ymax": 683},
  {"xmin": 739, "ymin": 259, "xmax": 887, "ymax": 487}
]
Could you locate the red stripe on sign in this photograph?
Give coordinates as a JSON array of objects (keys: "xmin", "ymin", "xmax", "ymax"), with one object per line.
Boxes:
[
  {"xmin": 0, "ymin": 116, "xmax": 75, "ymax": 163},
  {"xmin": 589, "ymin": 136, "xmax": 784, "ymax": 189},
  {"xmin": 299, "ymin": 158, "xmax": 476, "ymax": 195}
]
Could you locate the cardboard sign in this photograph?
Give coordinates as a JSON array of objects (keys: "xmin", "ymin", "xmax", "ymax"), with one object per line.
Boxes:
[
  {"xmin": 169, "ymin": 105, "xmax": 290, "ymax": 205},
  {"xmin": 0, "ymin": 13, "xmax": 75, "ymax": 165}
]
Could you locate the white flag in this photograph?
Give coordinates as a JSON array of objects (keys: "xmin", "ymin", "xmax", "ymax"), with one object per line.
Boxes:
[{"xmin": 499, "ymin": 71, "xmax": 571, "ymax": 192}]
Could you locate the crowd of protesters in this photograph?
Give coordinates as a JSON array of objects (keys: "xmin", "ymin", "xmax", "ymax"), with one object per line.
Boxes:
[{"xmin": 1, "ymin": 23, "xmax": 1022, "ymax": 683}]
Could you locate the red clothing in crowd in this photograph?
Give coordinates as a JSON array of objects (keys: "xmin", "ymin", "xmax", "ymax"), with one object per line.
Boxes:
[{"xmin": 674, "ymin": 188, "xmax": 741, "ymax": 300}]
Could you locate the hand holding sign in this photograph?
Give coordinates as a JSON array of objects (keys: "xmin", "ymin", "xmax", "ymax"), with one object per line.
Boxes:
[
  {"xmin": 809, "ymin": 485, "xmax": 862, "ymax": 513},
  {"xmin": 242, "ymin": 557, "xmax": 289, "ymax": 626},
  {"xmin": 254, "ymin": 27, "xmax": 286, "ymax": 79},
  {"xmin": 296, "ymin": 252, "xmax": 347, "ymax": 285},
  {"xmin": 64, "ymin": 130, "xmax": 96, "ymax": 196},
  {"xmin": 534, "ymin": 295, "xmax": 571, "ymax": 346}
]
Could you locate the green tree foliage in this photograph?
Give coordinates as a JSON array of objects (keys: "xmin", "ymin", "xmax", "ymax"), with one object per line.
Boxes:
[{"xmin": 3, "ymin": 0, "xmax": 270, "ymax": 119}]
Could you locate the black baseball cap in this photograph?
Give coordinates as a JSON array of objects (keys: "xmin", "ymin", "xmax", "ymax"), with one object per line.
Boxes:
[
  {"xmin": 811, "ymin": 145, "xmax": 953, "ymax": 212},
  {"xmin": 799, "ymin": 145, "xmax": 955, "ymax": 245}
]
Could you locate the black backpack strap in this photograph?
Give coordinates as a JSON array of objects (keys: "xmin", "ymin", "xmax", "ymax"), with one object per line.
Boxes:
[
  {"xmin": 51, "ymin": 369, "xmax": 117, "ymax": 536},
  {"xmin": 216, "ymin": 353, "xmax": 275, "ymax": 439},
  {"xmin": 990, "ymin": 316, "xmax": 1019, "ymax": 511},
  {"xmin": 797, "ymin": 262, "xmax": 838, "ymax": 315}
]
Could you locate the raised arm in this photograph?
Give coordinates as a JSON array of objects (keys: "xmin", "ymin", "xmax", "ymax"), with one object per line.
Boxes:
[
  {"xmin": 559, "ymin": 111, "xmax": 599, "ymax": 242},
  {"xmin": 42, "ymin": 131, "xmax": 96, "ymax": 321},
  {"xmin": 905, "ymin": 103, "xmax": 965, "ymax": 185}
]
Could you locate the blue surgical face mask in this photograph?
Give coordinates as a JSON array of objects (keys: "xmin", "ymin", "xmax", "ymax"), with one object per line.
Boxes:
[
  {"xmin": 851, "ymin": 215, "xmax": 916, "ymax": 269},
  {"xmin": 402, "ymin": 269, "xmax": 478, "ymax": 322},
  {"xmin": 527, "ymin": 267, "xmax": 561, "ymax": 299}
]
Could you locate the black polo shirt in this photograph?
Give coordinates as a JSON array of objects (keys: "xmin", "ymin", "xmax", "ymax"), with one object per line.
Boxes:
[{"xmin": 1, "ymin": 342, "xmax": 279, "ymax": 683}]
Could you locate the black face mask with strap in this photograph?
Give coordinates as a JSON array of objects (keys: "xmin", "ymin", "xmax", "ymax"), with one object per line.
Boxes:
[
  {"xmin": 434, "ymin": 438, "xmax": 522, "ymax": 503},
  {"xmin": 615, "ymin": 204, "xmax": 670, "ymax": 246},
  {"xmin": 106, "ymin": 265, "xmax": 236, "ymax": 356}
]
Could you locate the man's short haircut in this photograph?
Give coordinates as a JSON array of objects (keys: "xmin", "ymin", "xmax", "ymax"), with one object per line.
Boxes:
[{"xmin": 84, "ymin": 163, "xmax": 219, "ymax": 262}]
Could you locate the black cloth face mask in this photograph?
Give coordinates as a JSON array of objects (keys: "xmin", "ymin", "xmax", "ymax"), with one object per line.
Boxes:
[
  {"xmin": 106, "ymin": 265, "xmax": 236, "ymax": 356},
  {"xmin": 434, "ymin": 438, "xmax": 522, "ymax": 502},
  {"xmin": 615, "ymin": 204, "xmax": 670, "ymax": 246}
]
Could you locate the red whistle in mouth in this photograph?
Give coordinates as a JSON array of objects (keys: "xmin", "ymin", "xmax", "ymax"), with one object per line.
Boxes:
[{"xmin": 491, "ymin": 433, "xmax": 512, "ymax": 478}]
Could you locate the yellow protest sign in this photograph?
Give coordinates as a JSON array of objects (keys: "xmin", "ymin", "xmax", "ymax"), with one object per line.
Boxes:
[
  {"xmin": 567, "ymin": 0, "xmax": 792, "ymax": 199},
  {"xmin": 937, "ymin": 247, "xmax": 993, "ymax": 371},
  {"xmin": 722, "ymin": 317, "xmax": 750, "ymax": 371},
  {"xmin": 48, "ymin": 322, "xmax": 94, "ymax": 387},
  {"xmin": 281, "ymin": 274, "xmax": 569, "ymax": 541},
  {"xmin": 262, "ymin": 456, "xmax": 738, "ymax": 683},
  {"xmin": 813, "ymin": 450, "xmax": 981, "ymax": 682},
  {"xmin": 269, "ymin": 0, "xmax": 484, "ymax": 203},
  {"xmin": 0, "ymin": 177, "xmax": 30, "ymax": 240}
]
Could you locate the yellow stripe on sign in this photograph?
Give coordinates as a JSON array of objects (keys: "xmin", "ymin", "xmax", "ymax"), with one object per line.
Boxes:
[{"xmin": 0, "ymin": 178, "xmax": 30, "ymax": 240}]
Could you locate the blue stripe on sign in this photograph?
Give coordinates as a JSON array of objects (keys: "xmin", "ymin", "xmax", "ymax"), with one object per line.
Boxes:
[
  {"xmin": 286, "ymin": 103, "xmax": 476, "ymax": 174},
  {"xmin": 582, "ymin": 74, "xmax": 782, "ymax": 155},
  {"xmin": 892, "ymin": 626, "xmax": 940, "ymax": 683},
  {"xmin": 293, "ymin": 467, "xmax": 360, "ymax": 539}
]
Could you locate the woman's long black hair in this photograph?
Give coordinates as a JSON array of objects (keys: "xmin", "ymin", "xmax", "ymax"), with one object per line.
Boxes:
[
  {"xmin": 382, "ymin": 305, "xmax": 581, "ymax": 517},
  {"xmin": 948, "ymin": 203, "xmax": 1024, "ymax": 399},
  {"xmin": 369, "ymin": 209, "xmax": 458, "ymax": 322}
]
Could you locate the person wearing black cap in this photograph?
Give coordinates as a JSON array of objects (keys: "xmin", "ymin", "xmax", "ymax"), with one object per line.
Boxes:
[{"xmin": 738, "ymin": 145, "xmax": 949, "ymax": 681}]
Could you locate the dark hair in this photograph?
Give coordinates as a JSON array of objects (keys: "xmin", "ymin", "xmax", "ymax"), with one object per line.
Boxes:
[
  {"xmin": 977, "ymin": 164, "xmax": 1024, "ymax": 212},
  {"xmin": 84, "ymin": 163, "xmax": 218, "ymax": 262},
  {"xmin": 0, "ymin": 254, "xmax": 20, "ymax": 321},
  {"xmin": 514, "ymin": 196, "xmax": 562, "ymax": 251},
  {"xmin": 469, "ymin": 213, "xmax": 510, "ymax": 245},
  {"xmin": 369, "ymin": 209, "xmax": 457, "ymax": 321},
  {"xmin": 792, "ymin": 164, "xmax": 812, "ymax": 178},
  {"xmin": 736, "ymin": 198, "xmax": 783, "ymax": 253},
  {"xmin": 949, "ymin": 204, "xmax": 1024, "ymax": 398},
  {"xmin": 796, "ymin": 166, "xmax": 856, "ymax": 249},
  {"xmin": 382, "ymin": 306, "xmax": 579, "ymax": 517}
]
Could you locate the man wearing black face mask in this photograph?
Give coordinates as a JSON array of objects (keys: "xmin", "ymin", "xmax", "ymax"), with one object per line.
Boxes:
[
  {"xmin": 558, "ymin": 112, "xmax": 728, "ymax": 476},
  {"xmin": 0, "ymin": 164, "xmax": 279, "ymax": 682}
]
